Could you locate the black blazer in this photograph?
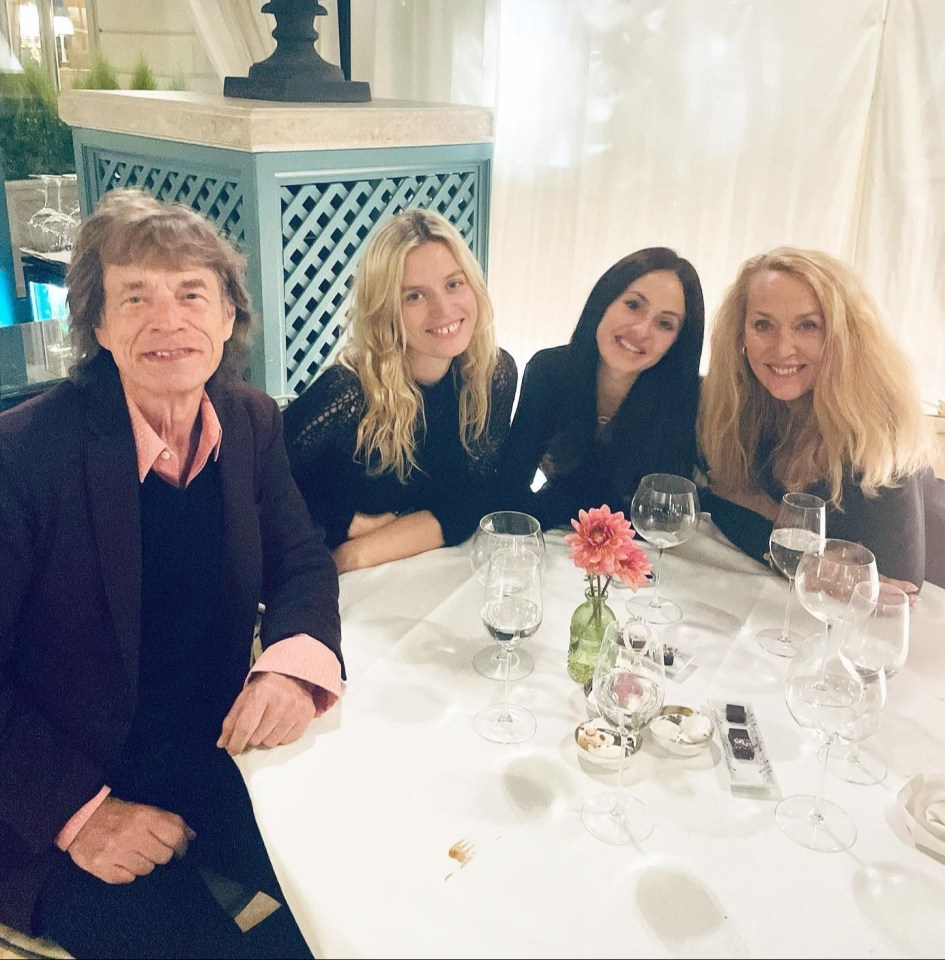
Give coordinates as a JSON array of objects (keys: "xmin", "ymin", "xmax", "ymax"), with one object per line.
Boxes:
[{"xmin": 0, "ymin": 356, "xmax": 342, "ymax": 932}]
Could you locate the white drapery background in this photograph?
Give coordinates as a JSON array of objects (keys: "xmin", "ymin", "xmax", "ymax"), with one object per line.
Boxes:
[{"xmin": 189, "ymin": 0, "xmax": 944, "ymax": 406}]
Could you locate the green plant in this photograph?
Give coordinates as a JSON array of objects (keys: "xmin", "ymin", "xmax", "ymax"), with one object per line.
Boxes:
[
  {"xmin": 72, "ymin": 56, "xmax": 120, "ymax": 90},
  {"xmin": 129, "ymin": 57, "xmax": 157, "ymax": 91},
  {"xmin": 0, "ymin": 61, "xmax": 75, "ymax": 180}
]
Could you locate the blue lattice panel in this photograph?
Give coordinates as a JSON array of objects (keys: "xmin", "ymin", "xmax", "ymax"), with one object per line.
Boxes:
[
  {"xmin": 283, "ymin": 171, "xmax": 480, "ymax": 395},
  {"xmin": 90, "ymin": 154, "xmax": 246, "ymax": 244},
  {"xmin": 71, "ymin": 129, "xmax": 492, "ymax": 397}
]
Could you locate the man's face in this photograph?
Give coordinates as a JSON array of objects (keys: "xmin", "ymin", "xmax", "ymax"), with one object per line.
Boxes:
[{"xmin": 95, "ymin": 262, "xmax": 235, "ymax": 405}]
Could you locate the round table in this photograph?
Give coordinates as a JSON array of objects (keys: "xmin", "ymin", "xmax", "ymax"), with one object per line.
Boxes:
[{"xmin": 238, "ymin": 518, "xmax": 945, "ymax": 958}]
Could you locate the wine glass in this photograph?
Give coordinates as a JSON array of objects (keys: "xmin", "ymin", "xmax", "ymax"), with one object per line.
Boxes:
[
  {"xmin": 795, "ymin": 538, "xmax": 878, "ymax": 660},
  {"xmin": 757, "ymin": 493, "xmax": 826, "ymax": 657},
  {"xmin": 830, "ymin": 581, "xmax": 910, "ymax": 784},
  {"xmin": 469, "ymin": 511, "xmax": 545, "ymax": 681},
  {"xmin": 474, "ymin": 548, "xmax": 543, "ymax": 744},
  {"xmin": 823, "ymin": 661, "xmax": 888, "ymax": 785},
  {"xmin": 581, "ymin": 618, "xmax": 665, "ymax": 844},
  {"xmin": 27, "ymin": 175, "xmax": 59, "ymax": 251},
  {"xmin": 776, "ymin": 633, "xmax": 866, "ymax": 852},
  {"xmin": 626, "ymin": 474, "xmax": 700, "ymax": 625}
]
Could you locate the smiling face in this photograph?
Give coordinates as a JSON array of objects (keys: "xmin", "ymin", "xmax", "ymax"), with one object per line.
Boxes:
[
  {"xmin": 400, "ymin": 241, "xmax": 478, "ymax": 384},
  {"xmin": 743, "ymin": 269, "xmax": 826, "ymax": 403},
  {"xmin": 95, "ymin": 262, "xmax": 235, "ymax": 406},
  {"xmin": 595, "ymin": 270, "xmax": 685, "ymax": 379}
]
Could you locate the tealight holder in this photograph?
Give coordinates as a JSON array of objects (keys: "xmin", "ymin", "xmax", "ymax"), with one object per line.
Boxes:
[
  {"xmin": 648, "ymin": 705, "xmax": 714, "ymax": 756},
  {"xmin": 574, "ymin": 717, "xmax": 641, "ymax": 768}
]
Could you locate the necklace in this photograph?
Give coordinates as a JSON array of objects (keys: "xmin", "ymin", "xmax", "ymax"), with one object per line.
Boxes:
[{"xmin": 597, "ymin": 415, "xmax": 611, "ymax": 427}]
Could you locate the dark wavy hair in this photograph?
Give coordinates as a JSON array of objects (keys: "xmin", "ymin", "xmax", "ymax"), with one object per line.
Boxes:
[
  {"xmin": 66, "ymin": 189, "xmax": 255, "ymax": 382},
  {"xmin": 552, "ymin": 247, "xmax": 706, "ymax": 487}
]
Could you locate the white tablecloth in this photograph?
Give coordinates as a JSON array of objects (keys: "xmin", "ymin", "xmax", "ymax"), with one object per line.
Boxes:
[{"xmin": 237, "ymin": 519, "xmax": 945, "ymax": 959}]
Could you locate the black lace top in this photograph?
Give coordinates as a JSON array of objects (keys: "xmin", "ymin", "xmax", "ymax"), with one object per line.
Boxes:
[{"xmin": 283, "ymin": 349, "xmax": 518, "ymax": 548}]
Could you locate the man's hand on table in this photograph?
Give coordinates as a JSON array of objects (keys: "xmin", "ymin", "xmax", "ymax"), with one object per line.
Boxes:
[
  {"xmin": 68, "ymin": 796, "xmax": 195, "ymax": 884},
  {"xmin": 217, "ymin": 671, "xmax": 316, "ymax": 756}
]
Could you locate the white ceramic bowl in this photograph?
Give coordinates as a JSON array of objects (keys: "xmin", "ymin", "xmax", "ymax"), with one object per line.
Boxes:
[
  {"xmin": 574, "ymin": 717, "xmax": 641, "ymax": 767},
  {"xmin": 648, "ymin": 705, "xmax": 714, "ymax": 757}
]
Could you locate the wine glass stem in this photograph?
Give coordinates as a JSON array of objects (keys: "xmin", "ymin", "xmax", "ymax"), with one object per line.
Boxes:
[
  {"xmin": 649, "ymin": 547, "xmax": 665, "ymax": 609},
  {"xmin": 810, "ymin": 736, "xmax": 832, "ymax": 826},
  {"xmin": 614, "ymin": 724, "xmax": 629, "ymax": 819},
  {"xmin": 499, "ymin": 646, "xmax": 512, "ymax": 723},
  {"xmin": 779, "ymin": 579, "xmax": 795, "ymax": 641},
  {"xmin": 817, "ymin": 623, "xmax": 833, "ymax": 684}
]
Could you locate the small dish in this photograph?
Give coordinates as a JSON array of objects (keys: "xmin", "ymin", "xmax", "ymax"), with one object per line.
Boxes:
[
  {"xmin": 648, "ymin": 705, "xmax": 714, "ymax": 757},
  {"xmin": 574, "ymin": 717, "xmax": 641, "ymax": 767}
]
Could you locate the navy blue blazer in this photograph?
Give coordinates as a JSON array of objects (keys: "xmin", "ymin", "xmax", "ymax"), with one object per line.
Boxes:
[{"xmin": 0, "ymin": 354, "xmax": 342, "ymax": 932}]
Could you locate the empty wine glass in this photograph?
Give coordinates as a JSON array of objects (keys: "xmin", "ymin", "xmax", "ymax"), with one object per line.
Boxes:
[
  {"xmin": 824, "ymin": 661, "xmax": 888, "ymax": 785},
  {"xmin": 795, "ymin": 538, "xmax": 878, "ymax": 659},
  {"xmin": 474, "ymin": 548, "xmax": 543, "ymax": 744},
  {"xmin": 757, "ymin": 492, "xmax": 826, "ymax": 657},
  {"xmin": 627, "ymin": 474, "xmax": 700, "ymax": 625},
  {"xmin": 27, "ymin": 175, "xmax": 59, "ymax": 251},
  {"xmin": 469, "ymin": 511, "xmax": 545, "ymax": 681},
  {"xmin": 581, "ymin": 618, "xmax": 665, "ymax": 844},
  {"xmin": 777, "ymin": 633, "xmax": 866, "ymax": 852},
  {"xmin": 830, "ymin": 581, "xmax": 910, "ymax": 784}
]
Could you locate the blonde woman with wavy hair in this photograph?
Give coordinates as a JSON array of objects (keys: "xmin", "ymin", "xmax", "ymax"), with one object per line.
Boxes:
[
  {"xmin": 698, "ymin": 246, "xmax": 944, "ymax": 590},
  {"xmin": 284, "ymin": 208, "xmax": 517, "ymax": 573}
]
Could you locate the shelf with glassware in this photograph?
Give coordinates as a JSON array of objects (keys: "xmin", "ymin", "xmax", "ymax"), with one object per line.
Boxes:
[{"xmin": 0, "ymin": 315, "xmax": 71, "ymax": 409}]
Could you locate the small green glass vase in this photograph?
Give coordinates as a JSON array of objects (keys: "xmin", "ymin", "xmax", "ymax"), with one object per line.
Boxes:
[{"xmin": 567, "ymin": 587, "xmax": 616, "ymax": 685}]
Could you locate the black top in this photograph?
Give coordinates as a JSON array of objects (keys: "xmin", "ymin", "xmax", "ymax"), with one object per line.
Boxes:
[
  {"xmin": 499, "ymin": 345, "xmax": 699, "ymax": 530},
  {"xmin": 284, "ymin": 349, "xmax": 518, "ymax": 548},
  {"xmin": 701, "ymin": 459, "xmax": 945, "ymax": 589}
]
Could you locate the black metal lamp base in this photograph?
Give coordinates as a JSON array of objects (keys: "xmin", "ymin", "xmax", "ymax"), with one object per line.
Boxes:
[
  {"xmin": 223, "ymin": 1, "xmax": 371, "ymax": 104},
  {"xmin": 224, "ymin": 76, "xmax": 371, "ymax": 103}
]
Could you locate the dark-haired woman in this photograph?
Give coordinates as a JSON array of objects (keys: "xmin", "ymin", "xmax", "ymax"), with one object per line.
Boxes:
[{"xmin": 501, "ymin": 247, "xmax": 705, "ymax": 528}]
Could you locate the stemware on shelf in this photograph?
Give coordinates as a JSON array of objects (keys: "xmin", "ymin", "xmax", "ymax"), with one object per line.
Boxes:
[
  {"xmin": 830, "ymin": 580, "xmax": 910, "ymax": 784},
  {"xmin": 626, "ymin": 473, "xmax": 700, "ymax": 625},
  {"xmin": 756, "ymin": 492, "xmax": 826, "ymax": 657},
  {"xmin": 776, "ymin": 634, "xmax": 868, "ymax": 853},
  {"xmin": 473, "ymin": 548, "xmax": 543, "ymax": 744},
  {"xmin": 27, "ymin": 175, "xmax": 58, "ymax": 251},
  {"xmin": 581, "ymin": 618, "xmax": 665, "ymax": 844},
  {"xmin": 794, "ymin": 538, "xmax": 878, "ymax": 660},
  {"xmin": 469, "ymin": 511, "xmax": 545, "ymax": 681},
  {"xmin": 27, "ymin": 174, "xmax": 80, "ymax": 253}
]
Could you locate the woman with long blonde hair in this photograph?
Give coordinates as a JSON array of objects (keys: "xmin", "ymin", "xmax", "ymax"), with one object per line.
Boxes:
[
  {"xmin": 283, "ymin": 208, "xmax": 517, "ymax": 573},
  {"xmin": 698, "ymin": 246, "xmax": 944, "ymax": 589}
]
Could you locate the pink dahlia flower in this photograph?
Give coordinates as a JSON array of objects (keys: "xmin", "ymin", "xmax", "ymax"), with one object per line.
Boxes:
[{"xmin": 564, "ymin": 505, "xmax": 651, "ymax": 591}]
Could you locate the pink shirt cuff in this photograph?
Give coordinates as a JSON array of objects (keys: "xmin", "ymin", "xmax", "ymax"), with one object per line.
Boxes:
[
  {"xmin": 55, "ymin": 785, "xmax": 111, "ymax": 851},
  {"xmin": 250, "ymin": 634, "xmax": 342, "ymax": 714}
]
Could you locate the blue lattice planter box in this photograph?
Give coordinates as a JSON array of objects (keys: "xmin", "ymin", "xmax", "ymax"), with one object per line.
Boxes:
[{"xmin": 61, "ymin": 91, "xmax": 494, "ymax": 399}]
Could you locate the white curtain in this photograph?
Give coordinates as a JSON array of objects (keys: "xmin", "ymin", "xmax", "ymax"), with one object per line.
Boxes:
[
  {"xmin": 184, "ymin": 0, "xmax": 274, "ymax": 79},
  {"xmin": 191, "ymin": 0, "xmax": 945, "ymax": 406},
  {"xmin": 851, "ymin": 0, "xmax": 945, "ymax": 409}
]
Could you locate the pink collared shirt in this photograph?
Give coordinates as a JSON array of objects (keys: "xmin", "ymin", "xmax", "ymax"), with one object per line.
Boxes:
[{"xmin": 55, "ymin": 390, "xmax": 341, "ymax": 850}]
